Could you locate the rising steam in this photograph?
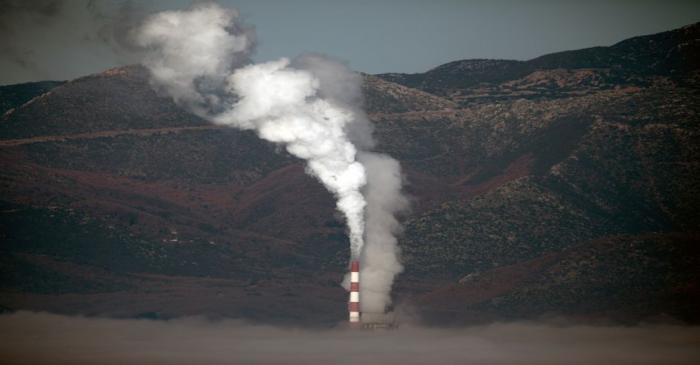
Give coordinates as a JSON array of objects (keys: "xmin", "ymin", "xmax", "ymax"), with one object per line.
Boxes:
[{"xmin": 134, "ymin": 3, "xmax": 406, "ymax": 313}]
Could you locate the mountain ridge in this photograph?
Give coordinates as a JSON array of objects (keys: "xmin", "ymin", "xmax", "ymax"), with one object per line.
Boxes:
[
  {"xmin": 377, "ymin": 22, "xmax": 700, "ymax": 103},
  {"xmin": 0, "ymin": 22, "xmax": 698, "ymax": 325}
]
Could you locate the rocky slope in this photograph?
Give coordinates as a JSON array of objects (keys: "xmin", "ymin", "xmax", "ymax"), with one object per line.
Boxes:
[
  {"xmin": 378, "ymin": 22, "xmax": 700, "ymax": 105},
  {"xmin": 0, "ymin": 81, "xmax": 64, "ymax": 115},
  {"xmin": 0, "ymin": 23, "xmax": 698, "ymax": 325}
]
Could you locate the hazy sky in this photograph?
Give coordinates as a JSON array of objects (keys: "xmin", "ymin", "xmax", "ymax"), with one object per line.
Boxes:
[{"xmin": 0, "ymin": 0, "xmax": 699, "ymax": 85}]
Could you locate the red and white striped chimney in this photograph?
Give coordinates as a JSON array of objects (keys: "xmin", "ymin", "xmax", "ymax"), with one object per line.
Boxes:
[{"xmin": 348, "ymin": 260, "xmax": 360, "ymax": 324}]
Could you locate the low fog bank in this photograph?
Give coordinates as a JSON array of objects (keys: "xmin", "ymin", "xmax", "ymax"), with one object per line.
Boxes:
[{"xmin": 1, "ymin": 312, "xmax": 699, "ymax": 365}]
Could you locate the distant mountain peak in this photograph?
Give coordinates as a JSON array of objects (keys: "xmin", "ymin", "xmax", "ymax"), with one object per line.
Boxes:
[{"xmin": 377, "ymin": 21, "xmax": 700, "ymax": 100}]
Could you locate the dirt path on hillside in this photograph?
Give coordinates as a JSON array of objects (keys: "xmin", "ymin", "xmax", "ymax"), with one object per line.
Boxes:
[
  {"xmin": 0, "ymin": 125, "xmax": 227, "ymax": 147},
  {"xmin": 0, "ymin": 109, "xmax": 458, "ymax": 147}
]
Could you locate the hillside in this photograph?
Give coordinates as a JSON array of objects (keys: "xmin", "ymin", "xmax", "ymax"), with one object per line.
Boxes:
[
  {"xmin": 378, "ymin": 22, "xmax": 700, "ymax": 105},
  {"xmin": 0, "ymin": 81, "xmax": 65, "ymax": 115},
  {"xmin": 1, "ymin": 23, "xmax": 699, "ymax": 325}
]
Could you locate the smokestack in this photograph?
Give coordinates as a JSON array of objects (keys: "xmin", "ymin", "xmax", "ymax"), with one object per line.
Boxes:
[
  {"xmin": 348, "ymin": 260, "xmax": 360, "ymax": 325},
  {"xmin": 134, "ymin": 3, "xmax": 407, "ymax": 326}
]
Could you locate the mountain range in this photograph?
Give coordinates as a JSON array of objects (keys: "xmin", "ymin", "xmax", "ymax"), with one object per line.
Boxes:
[{"xmin": 1, "ymin": 22, "xmax": 698, "ymax": 325}]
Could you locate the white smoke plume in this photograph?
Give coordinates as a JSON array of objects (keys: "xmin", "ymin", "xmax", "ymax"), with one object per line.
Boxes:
[
  {"xmin": 357, "ymin": 152, "xmax": 408, "ymax": 312},
  {"xmin": 134, "ymin": 2, "xmax": 406, "ymax": 313},
  {"xmin": 135, "ymin": 3, "xmax": 254, "ymax": 116}
]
